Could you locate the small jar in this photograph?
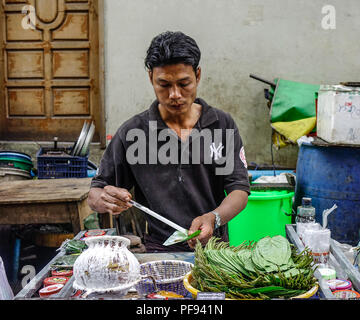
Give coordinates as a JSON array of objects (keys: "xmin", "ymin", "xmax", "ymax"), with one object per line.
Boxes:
[
  {"xmin": 51, "ymin": 269, "xmax": 73, "ymax": 278},
  {"xmin": 43, "ymin": 276, "xmax": 69, "ymax": 287},
  {"xmin": 332, "ymin": 289, "xmax": 360, "ymax": 299},
  {"xmin": 327, "ymin": 279, "xmax": 352, "ymax": 291},
  {"xmin": 39, "ymin": 284, "xmax": 64, "ymax": 298}
]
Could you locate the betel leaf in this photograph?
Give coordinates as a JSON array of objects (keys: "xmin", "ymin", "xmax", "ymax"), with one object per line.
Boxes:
[
  {"xmin": 64, "ymin": 239, "xmax": 87, "ymax": 254},
  {"xmin": 252, "ymin": 241, "xmax": 278, "ymax": 272},
  {"xmin": 256, "ymin": 235, "xmax": 292, "ymax": 267},
  {"xmin": 50, "ymin": 254, "xmax": 80, "ymax": 268},
  {"xmin": 237, "ymin": 249, "xmax": 256, "ymax": 273},
  {"xmin": 193, "ymin": 236, "xmax": 316, "ymax": 300},
  {"xmin": 283, "ymin": 267, "xmax": 305, "ymax": 278}
]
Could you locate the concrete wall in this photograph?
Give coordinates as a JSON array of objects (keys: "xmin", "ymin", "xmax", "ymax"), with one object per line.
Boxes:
[
  {"xmin": 2, "ymin": 1, "xmax": 358, "ymax": 168},
  {"xmin": 103, "ymin": 0, "xmax": 360, "ymax": 168}
]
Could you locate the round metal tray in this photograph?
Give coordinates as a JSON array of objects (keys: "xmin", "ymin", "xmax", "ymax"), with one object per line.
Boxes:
[
  {"xmin": 79, "ymin": 121, "xmax": 95, "ymax": 157},
  {"xmin": 71, "ymin": 121, "xmax": 90, "ymax": 156}
]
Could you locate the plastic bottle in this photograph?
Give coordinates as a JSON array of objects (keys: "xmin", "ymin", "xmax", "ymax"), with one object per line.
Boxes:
[{"xmin": 296, "ymin": 197, "xmax": 316, "ymax": 223}]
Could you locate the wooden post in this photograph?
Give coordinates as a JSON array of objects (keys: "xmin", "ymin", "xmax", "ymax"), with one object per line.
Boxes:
[{"xmin": 68, "ymin": 203, "xmax": 81, "ymax": 235}]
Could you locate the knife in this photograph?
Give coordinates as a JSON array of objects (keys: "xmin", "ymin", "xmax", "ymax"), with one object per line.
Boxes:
[{"xmin": 129, "ymin": 200, "xmax": 201, "ymax": 246}]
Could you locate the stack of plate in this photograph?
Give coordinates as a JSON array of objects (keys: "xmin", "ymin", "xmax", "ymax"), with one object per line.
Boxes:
[
  {"xmin": 0, "ymin": 151, "xmax": 33, "ymax": 181},
  {"xmin": 71, "ymin": 121, "xmax": 95, "ymax": 157},
  {"xmin": 0, "ymin": 151, "xmax": 33, "ymax": 172}
]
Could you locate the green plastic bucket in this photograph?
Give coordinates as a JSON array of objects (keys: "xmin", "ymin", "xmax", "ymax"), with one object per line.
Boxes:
[{"xmin": 228, "ymin": 190, "xmax": 294, "ymax": 246}]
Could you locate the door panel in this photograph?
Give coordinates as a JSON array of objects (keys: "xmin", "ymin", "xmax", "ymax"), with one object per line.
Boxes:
[
  {"xmin": 8, "ymin": 88, "xmax": 45, "ymax": 116},
  {"xmin": 0, "ymin": 0, "xmax": 102, "ymax": 143}
]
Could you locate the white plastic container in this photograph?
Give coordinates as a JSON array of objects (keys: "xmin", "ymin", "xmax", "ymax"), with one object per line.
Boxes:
[{"xmin": 317, "ymin": 85, "xmax": 360, "ymax": 145}]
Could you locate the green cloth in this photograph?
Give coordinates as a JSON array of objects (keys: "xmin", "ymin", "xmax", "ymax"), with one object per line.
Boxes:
[
  {"xmin": 270, "ymin": 79, "xmax": 320, "ymax": 123},
  {"xmin": 269, "ymin": 78, "xmax": 320, "ymax": 148}
]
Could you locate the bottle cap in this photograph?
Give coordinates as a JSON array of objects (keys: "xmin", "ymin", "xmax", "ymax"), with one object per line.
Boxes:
[{"xmin": 302, "ymin": 197, "xmax": 312, "ymax": 206}]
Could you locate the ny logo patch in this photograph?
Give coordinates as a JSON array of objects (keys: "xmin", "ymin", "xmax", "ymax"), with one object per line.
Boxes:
[{"xmin": 210, "ymin": 142, "xmax": 224, "ymax": 161}]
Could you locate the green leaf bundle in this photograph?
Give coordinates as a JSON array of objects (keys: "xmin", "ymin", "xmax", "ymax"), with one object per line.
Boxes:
[{"xmin": 191, "ymin": 236, "xmax": 317, "ymax": 300}]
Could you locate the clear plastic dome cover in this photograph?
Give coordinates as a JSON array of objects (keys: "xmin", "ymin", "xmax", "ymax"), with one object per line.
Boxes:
[{"xmin": 73, "ymin": 236, "xmax": 141, "ymax": 295}]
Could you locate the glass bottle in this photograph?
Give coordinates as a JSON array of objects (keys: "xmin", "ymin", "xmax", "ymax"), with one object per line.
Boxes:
[{"xmin": 296, "ymin": 197, "xmax": 316, "ymax": 223}]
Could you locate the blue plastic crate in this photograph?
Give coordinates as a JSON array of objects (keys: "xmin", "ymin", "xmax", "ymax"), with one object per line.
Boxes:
[{"xmin": 36, "ymin": 147, "xmax": 88, "ymax": 179}]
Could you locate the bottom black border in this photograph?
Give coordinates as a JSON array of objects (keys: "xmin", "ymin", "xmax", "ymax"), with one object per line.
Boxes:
[{"xmin": 1, "ymin": 299, "xmax": 357, "ymax": 318}]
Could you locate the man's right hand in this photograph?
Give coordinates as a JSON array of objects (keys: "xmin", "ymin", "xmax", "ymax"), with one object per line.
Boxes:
[{"xmin": 88, "ymin": 186, "xmax": 133, "ymax": 215}]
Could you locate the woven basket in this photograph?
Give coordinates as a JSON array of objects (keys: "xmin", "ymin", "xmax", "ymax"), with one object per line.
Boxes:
[
  {"xmin": 135, "ymin": 260, "xmax": 193, "ymax": 296},
  {"xmin": 183, "ymin": 271, "xmax": 319, "ymax": 300}
]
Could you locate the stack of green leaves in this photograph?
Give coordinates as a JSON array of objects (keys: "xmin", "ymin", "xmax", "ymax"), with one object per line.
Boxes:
[
  {"xmin": 63, "ymin": 239, "xmax": 88, "ymax": 255},
  {"xmin": 191, "ymin": 235, "xmax": 317, "ymax": 300},
  {"xmin": 50, "ymin": 254, "xmax": 80, "ymax": 269}
]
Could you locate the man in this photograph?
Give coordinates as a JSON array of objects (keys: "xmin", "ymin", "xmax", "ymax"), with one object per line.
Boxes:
[{"xmin": 88, "ymin": 31, "xmax": 250, "ymax": 252}]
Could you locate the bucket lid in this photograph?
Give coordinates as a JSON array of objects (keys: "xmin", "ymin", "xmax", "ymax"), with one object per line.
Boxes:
[
  {"xmin": 249, "ymin": 190, "xmax": 294, "ymax": 201},
  {"xmin": 327, "ymin": 279, "xmax": 352, "ymax": 291}
]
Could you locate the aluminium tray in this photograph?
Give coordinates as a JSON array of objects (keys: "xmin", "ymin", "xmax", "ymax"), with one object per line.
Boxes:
[{"xmin": 286, "ymin": 224, "xmax": 360, "ymax": 299}]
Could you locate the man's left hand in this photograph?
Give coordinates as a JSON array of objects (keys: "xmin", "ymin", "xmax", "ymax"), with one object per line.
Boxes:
[{"xmin": 187, "ymin": 212, "xmax": 216, "ymax": 248}]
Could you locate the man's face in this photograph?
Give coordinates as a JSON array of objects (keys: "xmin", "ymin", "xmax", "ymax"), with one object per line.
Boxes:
[{"xmin": 149, "ymin": 63, "xmax": 201, "ymax": 116}]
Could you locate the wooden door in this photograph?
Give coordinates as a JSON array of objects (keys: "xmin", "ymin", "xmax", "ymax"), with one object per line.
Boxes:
[{"xmin": 0, "ymin": 0, "xmax": 104, "ymax": 144}]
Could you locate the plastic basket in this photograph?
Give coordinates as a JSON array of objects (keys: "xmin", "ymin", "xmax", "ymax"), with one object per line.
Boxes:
[
  {"xmin": 36, "ymin": 147, "xmax": 88, "ymax": 179},
  {"xmin": 134, "ymin": 260, "xmax": 193, "ymax": 297},
  {"xmin": 183, "ymin": 272, "xmax": 319, "ymax": 300}
]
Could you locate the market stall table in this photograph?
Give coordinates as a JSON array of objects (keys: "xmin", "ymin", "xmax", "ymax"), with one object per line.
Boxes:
[
  {"xmin": 0, "ymin": 178, "xmax": 113, "ymax": 234},
  {"xmin": 14, "ymin": 228, "xmax": 194, "ymax": 300},
  {"xmin": 15, "ymin": 226, "xmax": 360, "ymax": 300}
]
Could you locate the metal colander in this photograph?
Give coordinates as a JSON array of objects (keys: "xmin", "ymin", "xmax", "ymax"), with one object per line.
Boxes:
[{"xmin": 135, "ymin": 260, "xmax": 193, "ymax": 296}]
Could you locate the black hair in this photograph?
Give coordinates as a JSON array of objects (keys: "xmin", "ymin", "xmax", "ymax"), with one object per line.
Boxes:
[{"xmin": 144, "ymin": 31, "xmax": 201, "ymax": 72}]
